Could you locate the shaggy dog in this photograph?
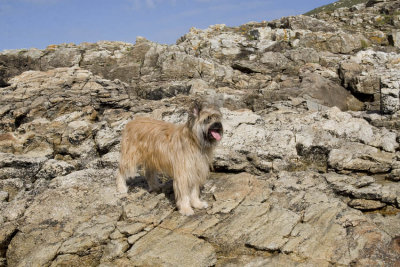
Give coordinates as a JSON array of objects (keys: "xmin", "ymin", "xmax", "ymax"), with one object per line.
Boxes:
[{"xmin": 116, "ymin": 101, "xmax": 223, "ymax": 215}]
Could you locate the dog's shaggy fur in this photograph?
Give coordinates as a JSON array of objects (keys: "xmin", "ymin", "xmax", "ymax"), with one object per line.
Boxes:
[{"xmin": 116, "ymin": 101, "xmax": 223, "ymax": 216}]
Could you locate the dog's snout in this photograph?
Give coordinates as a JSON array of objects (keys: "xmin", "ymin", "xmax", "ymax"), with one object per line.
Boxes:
[{"xmin": 211, "ymin": 122, "xmax": 223, "ymax": 130}]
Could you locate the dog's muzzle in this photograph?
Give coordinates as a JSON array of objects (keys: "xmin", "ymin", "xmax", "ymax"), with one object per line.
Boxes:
[{"xmin": 208, "ymin": 122, "xmax": 223, "ymax": 141}]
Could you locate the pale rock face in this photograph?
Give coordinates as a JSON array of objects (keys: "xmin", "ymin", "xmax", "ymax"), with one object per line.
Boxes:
[{"xmin": 1, "ymin": 0, "xmax": 400, "ymax": 266}]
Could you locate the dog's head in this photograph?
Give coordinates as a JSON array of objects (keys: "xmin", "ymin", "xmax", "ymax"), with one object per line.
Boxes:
[{"xmin": 188, "ymin": 100, "xmax": 223, "ymax": 148}]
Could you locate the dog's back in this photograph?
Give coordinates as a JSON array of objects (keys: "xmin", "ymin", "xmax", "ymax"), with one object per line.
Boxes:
[
  {"xmin": 122, "ymin": 117, "xmax": 181, "ymax": 149},
  {"xmin": 120, "ymin": 117, "xmax": 194, "ymax": 177}
]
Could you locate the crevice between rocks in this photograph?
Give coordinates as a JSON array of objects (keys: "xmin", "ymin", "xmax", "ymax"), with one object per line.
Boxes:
[
  {"xmin": 1, "ymin": 228, "xmax": 19, "ymax": 265},
  {"xmin": 215, "ymin": 242, "xmax": 278, "ymax": 266},
  {"xmin": 244, "ymin": 243, "xmax": 282, "ymax": 254},
  {"xmin": 0, "ymin": 80, "xmax": 10, "ymax": 88},
  {"xmin": 14, "ymin": 113, "xmax": 27, "ymax": 129},
  {"xmin": 212, "ymin": 167, "xmax": 243, "ymax": 174},
  {"xmin": 77, "ymin": 49, "xmax": 85, "ymax": 68},
  {"xmin": 231, "ymin": 63, "xmax": 260, "ymax": 74}
]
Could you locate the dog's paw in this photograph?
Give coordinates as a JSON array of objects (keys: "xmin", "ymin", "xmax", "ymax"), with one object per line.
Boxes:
[
  {"xmin": 192, "ymin": 200, "xmax": 208, "ymax": 209},
  {"xmin": 179, "ymin": 207, "xmax": 195, "ymax": 216},
  {"xmin": 148, "ymin": 185, "xmax": 162, "ymax": 194},
  {"xmin": 201, "ymin": 201, "xmax": 209, "ymax": 209},
  {"xmin": 116, "ymin": 185, "xmax": 128, "ymax": 194}
]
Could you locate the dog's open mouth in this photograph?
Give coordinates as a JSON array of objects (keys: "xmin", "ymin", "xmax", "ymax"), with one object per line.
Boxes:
[
  {"xmin": 210, "ymin": 130, "xmax": 222, "ymax": 141},
  {"xmin": 208, "ymin": 122, "xmax": 223, "ymax": 141}
]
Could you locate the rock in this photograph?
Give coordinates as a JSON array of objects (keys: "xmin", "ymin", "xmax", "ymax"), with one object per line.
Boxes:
[
  {"xmin": 127, "ymin": 231, "xmax": 147, "ymax": 245},
  {"xmin": 40, "ymin": 45, "xmax": 81, "ymax": 69},
  {"xmin": 381, "ymin": 87, "xmax": 400, "ymax": 114},
  {"xmin": 0, "ymin": 67, "xmax": 131, "ymax": 167},
  {"xmin": 123, "ymin": 192, "xmax": 174, "ymax": 225},
  {"xmin": 339, "ymin": 61, "xmax": 380, "ymax": 96},
  {"xmin": 98, "ymin": 151, "xmax": 120, "ymax": 169},
  {"xmin": 101, "ymin": 238, "xmax": 129, "ymax": 261},
  {"xmin": 36, "ymin": 159, "xmax": 74, "ymax": 180},
  {"xmin": 286, "ymin": 47, "xmax": 320, "ymax": 64},
  {"xmin": 276, "ymin": 15, "xmax": 338, "ymax": 32},
  {"xmin": 299, "ymin": 73, "xmax": 364, "ymax": 111},
  {"xmin": 1, "ymin": 199, "xmax": 27, "ymax": 222},
  {"xmin": 348, "ymin": 199, "xmax": 386, "ymax": 210},
  {"xmin": 0, "ymin": 178, "xmax": 23, "ymax": 201},
  {"xmin": 94, "ymin": 125, "xmax": 120, "ymax": 154},
  {"xmin": 246, "ymin": 207, "xmax": 301, "ymax": 251},
  {"xmin": 208, "ymin": 173, "xmax": 253, "ymax": 214},
  {"xmin": 298, "ymin": 31, "xmax": 367, "ymax": 54},
  {"xmin": 389, "ymin": 30, "xmax": 400, "ymax": 48},
  {"xmin": 387, "ymin": 169, "xmax": 400, "ymax": 181},
  {"xmin": 328, "ymin": 143, "xmax": 394, "ymax": 173},
  {"xmin": 0, "ymin": 48, "xmax": 43, "ymax": 86},
  {"xmin": 5, "ymin": 169, "xmax": 122, "ymax": 266},
  {"xmin": 126, "ymin": 227, "xmax": 216, "ymax": 266},
  {"xmin": 0, "ymin": 153, "xmax": 47, "ymax": 182},
  {"xmin": 325, "ymin": 173, "xmax": 400, "ymax": 207},
  {"xmin": 380, "ymin": 68, "xmax": 400, "ymax": 114},
  {"xmin": 368, "ymin": 213, "xmax": 400, "ymax": 238},
  {"xmin": 116, "ymin": 222, "xmax": 147, "ymax": 236},
  {"xmin": 219, "ymin": 254, "xmax": 329, "ymax": 267},
  {"xmin": 57, "ymin": 218, "xmax": 116, "ymax": 255},
  {"xmin": 0, "ymin": 191, "xmax": 8, "ymax": 202},
  {"xmin": 1, "ymin": 67, "xmax": 130, "ymax": 129},
  {"xmin": 50, "ymin": 253, "xmax": 102, "ymax": 267},
  {"xmin": 339, "ymin": 62, "xmax": 362, "ymax": 88}
]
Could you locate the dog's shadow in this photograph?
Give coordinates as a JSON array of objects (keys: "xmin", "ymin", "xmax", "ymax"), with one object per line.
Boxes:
[{"xmin": 126, "ymin": 175, "xmax": 175, "ymax": 202}]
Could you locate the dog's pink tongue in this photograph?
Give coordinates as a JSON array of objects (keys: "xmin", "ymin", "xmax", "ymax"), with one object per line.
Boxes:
[{"xmin": 211, "ymin": 130, "xmax": 221, "ymax": 141}]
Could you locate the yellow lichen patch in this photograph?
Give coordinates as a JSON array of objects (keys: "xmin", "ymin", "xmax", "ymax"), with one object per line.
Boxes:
[
  {"xmin": 283, "ymin": 29, "xmax": 288, "ymax": 42},
  {"xmin": 212, "ymin": 24, "xmax": 225, "ymax": 31},
  {"xmin": 46, "ymin": 44, "xmax": 58, "ymax": 51},
  {"xmin": 369, "ymin": 36, "xmax": 387, "ymax": 44},
  {"xmin": 389, "ymin": 57, "xmax": 400, "ymax": 65}
]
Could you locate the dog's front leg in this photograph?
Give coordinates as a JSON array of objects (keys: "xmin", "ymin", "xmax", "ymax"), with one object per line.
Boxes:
[
  {"xmin": 173, "ymin": 179, "xmax": 194, "ymax": 216},
  {"xmin": 190, "ymin": 185, "xmax": 208, "ymax": 209}
]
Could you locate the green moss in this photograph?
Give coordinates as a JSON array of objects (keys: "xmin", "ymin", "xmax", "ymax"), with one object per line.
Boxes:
[
  {"xmin": 383, "ymin": 15, "xmax": 393, "ymax": 25},
  {"xmin": 392, "ymin": 10, "xmax": 400, "ymax": 16},
  {"xmin": 305, "ymin": 0, "xmax": 369, "ymax": 16},
  {"xmin": 376, "ymin": 14, "xmax": 393, "ymax": 25},
  {"xmin": 360, "ymin": 39, "xmax": 369, "ymax": 49}
]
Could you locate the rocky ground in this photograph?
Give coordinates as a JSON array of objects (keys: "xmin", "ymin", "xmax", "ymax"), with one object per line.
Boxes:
[{"xmin": 1, "ymin": 0, "xmax": 400, "ymax": 266}]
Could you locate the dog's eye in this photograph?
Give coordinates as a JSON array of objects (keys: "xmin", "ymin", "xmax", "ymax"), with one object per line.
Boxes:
[{"xmin": 204, "ymin": 116, "xmax": 211, "ymax": 124}]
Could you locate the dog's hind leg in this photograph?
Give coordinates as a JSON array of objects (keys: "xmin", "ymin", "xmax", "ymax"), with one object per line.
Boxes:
[
  {"xmin": 116, "ymin": 168, "xmax": 129, "ymax": 194},
  {"xmin": 145, "ymin": 168, "xmax": 161, "ymax": 193},
  {"xmin": 116, "ymin": 155, "xmax": 138, "ymax": 194}
]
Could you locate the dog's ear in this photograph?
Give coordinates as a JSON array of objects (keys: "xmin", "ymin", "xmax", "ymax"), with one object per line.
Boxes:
[
  {"xmin": 187, "ymin": 100, "xmax": 203, "ymax": 127},
  {"xmin": 192, "ymin": 100, "xmax": 203, "ymax": 118}
]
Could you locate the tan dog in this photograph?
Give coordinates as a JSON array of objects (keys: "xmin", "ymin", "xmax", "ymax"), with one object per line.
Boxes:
[{"xmin": 116, "ymin": 101, "xmax": 223, "ymax": 216}]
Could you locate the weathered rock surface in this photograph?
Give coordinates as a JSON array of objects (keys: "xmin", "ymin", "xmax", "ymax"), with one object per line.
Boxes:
[{"xmin": 0, "ymin": 0, "xmax": 400, "ymax": 266}]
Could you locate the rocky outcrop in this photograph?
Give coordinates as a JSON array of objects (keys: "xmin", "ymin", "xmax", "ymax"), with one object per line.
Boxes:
[
  {"xmin": 2, "ymin": 2, "xmax": 400, "ymax": 114},
  {"xmin": 0, "ymin": 0, "xmax": 400, "ymax": 266}
]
